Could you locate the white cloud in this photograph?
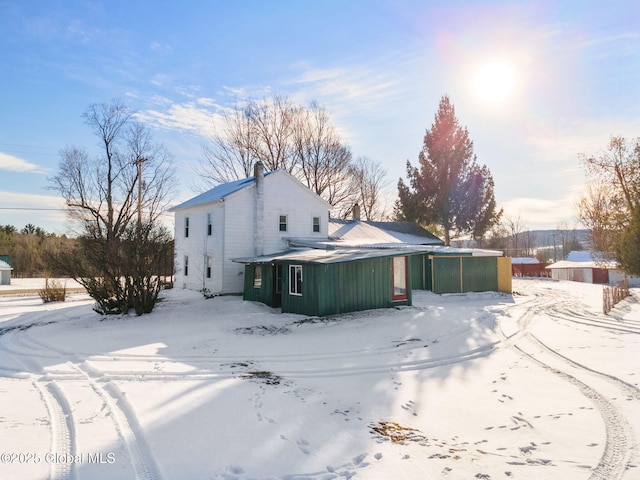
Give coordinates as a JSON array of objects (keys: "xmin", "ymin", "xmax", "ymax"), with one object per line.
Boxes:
[
  {"xmin": 0, "ymin": 190, "xmax": 66, "ymax": 207},
  {"xmin": 136, "ymin": 102, "xmax": 221, "ymax": 137},
  {"xmin": 0, "ymin": 152, "xmax": 46, "ymax": 173},
  {"xmin": 0, "ymin": 190, "xmax": 70, "ymax": 233},
  {"xmin": 286, "ymin": 63, "xmax": 398, "ymax": 113},
  {"xmin": 501, "ymin": 195, "xmax": 582, "ymax": 230}
]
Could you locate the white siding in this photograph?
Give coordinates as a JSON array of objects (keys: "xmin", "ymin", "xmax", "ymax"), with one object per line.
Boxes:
[
  {"xmin": 172, "ymin": 169, "xmax": 331, "ymax": 295},
  {"xmin": 261, "ymin": 172, "xmax": 328, "ymax": 253},
  {"xmin": 174, "ymin": 204, "xmax": 226, "ymax": 293}
]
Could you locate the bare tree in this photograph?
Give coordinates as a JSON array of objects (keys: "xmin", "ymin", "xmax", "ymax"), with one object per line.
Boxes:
[
  {"xmin": 504, "ymin": 214, "xmax": 524, "ymax": 257},
  {"xmin": 196, "ymin": 95, "xmax": 388, "ymax": 217},
  {"xmin": 197, "ymin": 102, "xmax": 259, "ymax": 185},
  {"xmin": 292, "ymin": 101, "xmax": 353, "ymax": 206},
  {"xmin": 577, "ymin": 180, "xmax": 627, "ymax": 258},
  {"xmin": 50, "ymin": 100, "xmax": 176, "ymax": 315},
  {"xmin": 248, "ymin": 95, "xmax": 298, "ymax": 173},
  {"xmin": 522, "ymin": 230, "xmax": 537, "ymax": 257},
  {"xmin": 345, "ymin": 157, "xmax": 388, "ymax": 221},
  {"xmin": 583, "ymin": 136, "xmax": 640, "ymax": 212}
]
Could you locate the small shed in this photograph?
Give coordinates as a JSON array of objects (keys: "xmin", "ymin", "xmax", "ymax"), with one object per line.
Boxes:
[
  {"xmin": 0, "ymin": 259, "xmax": 12, "ymax": 286},
  {"xmin": 430, "ymin": 255, "xmax": 512, "ymax": 294},
  {"xmin": 235, "ymin": 248, "xmax": 420, "ymax": 316}
]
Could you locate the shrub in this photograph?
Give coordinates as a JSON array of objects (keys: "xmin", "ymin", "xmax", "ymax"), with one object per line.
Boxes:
[{"xmin": 39, "ymin": 278, "xmax": 67, "ymax": 303}]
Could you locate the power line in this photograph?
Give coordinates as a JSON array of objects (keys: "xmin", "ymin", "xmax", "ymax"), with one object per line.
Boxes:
[{"xmin": 0, "ymin": 207, "xmax": 66, "ymax": 211}]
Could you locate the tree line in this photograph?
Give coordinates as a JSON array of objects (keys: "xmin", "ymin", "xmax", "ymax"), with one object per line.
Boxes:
[
  {"xmin": 0, "ymin": 223, "xmax": 174, "ymax": 282},
  {"xmin": 0, "ymin": 224, "xmax": 75, "ymax": 277}
]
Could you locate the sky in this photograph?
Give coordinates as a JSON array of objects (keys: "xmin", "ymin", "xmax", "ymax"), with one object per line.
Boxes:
[{"xmin": 1, "ymin": 0, "xmax": 640, "ymax": 235}]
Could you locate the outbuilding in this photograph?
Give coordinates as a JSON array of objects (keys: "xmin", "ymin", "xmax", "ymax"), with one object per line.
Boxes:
[
  {"xmin": 546, "ymin": 251, "xmax": 640, "ymax": 286},
  {"xmin": 236, "ymin": 248, "xmax": 420, "ymax": 316},
  {"xmin": 0, "ymin": 259, "xmax": 12, "ymax": 286}
]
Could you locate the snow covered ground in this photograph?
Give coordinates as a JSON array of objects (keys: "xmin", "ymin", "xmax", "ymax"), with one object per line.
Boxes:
[{"xmin": 0, "ymin": 278, "xmax": 639, "ymax": 480}]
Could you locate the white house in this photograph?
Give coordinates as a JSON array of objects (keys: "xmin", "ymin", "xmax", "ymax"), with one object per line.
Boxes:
[{"xmin": 169, "ymin": 162, "xmax": 331, "ymax": 294}]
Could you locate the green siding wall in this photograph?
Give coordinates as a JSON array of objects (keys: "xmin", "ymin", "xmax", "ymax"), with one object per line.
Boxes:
[
  {"xmin": 280, "ymin": 256, "xmax": 411, "ymax": 316},
  {"xmin": 410, "ymin": 254, "xmax": 425, "ymax": 290},
  {"xmin": 243, "ymin": 264, "xmax": 276, "ymax": 306},
  {"xmin": 432, "ymin": 257, "xmax": 463, "ymax": 294},
  {"xmin": 431, "ymin": 256, "xmax": 499, "ymax": 294}
]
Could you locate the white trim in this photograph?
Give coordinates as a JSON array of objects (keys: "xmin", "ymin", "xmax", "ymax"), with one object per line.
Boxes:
[{"xmin": 289, "ymin": 264, "xmax": 303, "ymax": 296}]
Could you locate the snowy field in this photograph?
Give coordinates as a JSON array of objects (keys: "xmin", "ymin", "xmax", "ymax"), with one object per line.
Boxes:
[{"xmin": 0, "ymin": 279, "xmax": 639, "ymax": 480}]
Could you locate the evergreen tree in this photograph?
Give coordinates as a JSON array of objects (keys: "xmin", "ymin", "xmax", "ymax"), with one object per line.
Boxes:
[
  {"xmin": 396, "ymin": 95, "xmax": 501, "ymax": 245},
  {"xmin": 616, "ymin": 209, "xmax": 640, "ymax": 276}
]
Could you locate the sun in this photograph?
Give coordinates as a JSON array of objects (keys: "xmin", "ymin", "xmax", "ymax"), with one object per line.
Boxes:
[{"xmin": 473, "ymin": 62, "xmax": 515, "ymax": 103}]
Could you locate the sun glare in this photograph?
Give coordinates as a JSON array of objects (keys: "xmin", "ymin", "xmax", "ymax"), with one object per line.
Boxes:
[{"xmin": 473, "ymin": 62, "xmax": 515, "ymax": 103}]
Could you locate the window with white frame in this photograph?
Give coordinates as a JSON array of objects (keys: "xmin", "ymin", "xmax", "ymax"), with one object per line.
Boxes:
[
  {"xmin": 207, "ymin": 213, "xmax": 212, "ymax": 236},
  {"xmin": 206, "ymin": 255, "xmax": 212, "ymax": 278},
  {"xmin": 184, "ymin": 255, "xmax": 189, "ymax": 276},
  {"xmin": 312, "ymin": 216, "xmax": 320, "ymax": 233},
  {"xmin": 289, "ymin": 264, "xmax": 302, "ymax": 295},
  {"xmin": 185, "ymin": 217, "xmax": 190, "ymax": 237},
  {"xmin": 253, "ymin": 265, "xmax": 262, "ymax": 288},
  {"xmin": 279, "ymin": 215, "xmax": 288, "ymax": 232}
]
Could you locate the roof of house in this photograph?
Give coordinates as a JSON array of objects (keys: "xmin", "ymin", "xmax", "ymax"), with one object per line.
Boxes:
[
  {"xmin": 0, "ymin": 260, "xmax": 12, "ymax": 270},
  {"xmin": 326, "ymin": 219, "xmax": 444, "ymax": 247},
  {"xmin": 546, "ymin": 251, "xmax": 616, "ymax": 269},
  {"xmin": 169, "ymin": 170, "xmax": 278, "ymax": 211},
  {"xmin": 0, "ymin": 255, "xmax": 11, "ymax": 266}
]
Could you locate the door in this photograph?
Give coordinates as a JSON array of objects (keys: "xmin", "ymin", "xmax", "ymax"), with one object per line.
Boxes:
[
  {"xmin": 272, "ymin": 264, "xmax": 283, "ymax": 308},
  {"xmin": 392, "ymin": 256, "xmax": 408, "ymax": 301}
]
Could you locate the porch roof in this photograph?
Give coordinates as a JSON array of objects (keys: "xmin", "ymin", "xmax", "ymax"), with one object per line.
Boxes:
[{"xmin": 233, "ymin": 247, "xmax": 431, "ymax": 265}]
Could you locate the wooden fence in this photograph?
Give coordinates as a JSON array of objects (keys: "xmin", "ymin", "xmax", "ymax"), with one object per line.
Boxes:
[{"xmin": 603, "ymin": 277, "xmax": 629, "ymax": 314}]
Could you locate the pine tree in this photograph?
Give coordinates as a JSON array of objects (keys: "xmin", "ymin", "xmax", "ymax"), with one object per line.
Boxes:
[
  {"xmin": 396, "ymin": 95, "xmax": 501, "ymax": 245},
  {"xmin": 616, "ymin": 209, "xmax": 640, "ymax": 276}
]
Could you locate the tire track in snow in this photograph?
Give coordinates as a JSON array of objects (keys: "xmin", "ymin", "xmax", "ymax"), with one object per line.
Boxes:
[
  {"xmin": 0, "ymin": 332, "xmax": 76, "ymax": 480},
  {"xmin": 9, "ymin": 330, "xmax": 163, "ymax": 480},
  {"xmin": 74, "ymin": 361, "xmax": 162, "ymax": 480},
  {"xmin": 514, "ymin": 335, "xmax": 634, "ymax": 480},
  {"xmin": 506, "ymin": 286, "xmax": 637, "ymax": 480},
  {"xmin": 39, "ymin": 381, "xmax": 77, "ymax": 480}
]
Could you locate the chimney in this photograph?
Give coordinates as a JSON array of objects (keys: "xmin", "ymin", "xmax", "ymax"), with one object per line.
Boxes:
[
  {"xmin": 352, "ymin": 203, "xmax": 361, "ymax": 221},
  {"xmin": 253, "ymin": 161, "xmax": 264, "ymax": 256}
]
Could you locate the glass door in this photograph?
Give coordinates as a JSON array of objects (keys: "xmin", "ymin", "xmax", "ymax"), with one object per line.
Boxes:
[{"xmin": 392, "ymin": 256, "xmax": 408, "ymax": 301}]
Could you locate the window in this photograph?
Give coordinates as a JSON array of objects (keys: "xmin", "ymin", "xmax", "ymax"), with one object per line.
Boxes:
[
  {"xmin": 206, "ymin": 255, "xmax": 212, "ymax": 279},
  {"xmin": 279, "ymin": 215, "xmax": 288, "ymax": 232},
  {"xmin": 207, "ymin": 213, "xmax": 212, "ymax": 236},
  {"xmin": 289, "ymin": 265, "xmax": 302, "ymax": 296},
  {"xmin": 392, "ymin": 256, "xmax": 408, "ymax": 301},
  {"xmin": 312, "ymin": 216, "xmax": 320, "ymax": 233},
  {"xmin": 253, "ymin": 265, "xmax": 262, "ymax": 288},
  {"xmin": 184, "ymin": 255, "xmax": 189, "ymax": 276},
  {"xmin": 185, "ymin": 217, "xmax": 190, "ymax": 237}
]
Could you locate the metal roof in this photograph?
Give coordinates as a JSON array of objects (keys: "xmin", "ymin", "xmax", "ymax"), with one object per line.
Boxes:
[
  {"xmin": 327, "ymin": 219, "xmax": 444, "ymax": 246},
  {"xmin": 168, "ymin": 171, "xmax": 277, "ymax": 211},
  {"xmin": 233, "ymin": 247, "xmax": 432, "ymax": 265},
  {"xmin": 286, "ymin": 238, "xmax": 502, "ymax": 257}
]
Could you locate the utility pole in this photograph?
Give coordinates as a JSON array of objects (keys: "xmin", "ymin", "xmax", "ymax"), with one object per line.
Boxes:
[{"xmin": 134, "ymin": 157, "xmax": 147, "ymax": 231}]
